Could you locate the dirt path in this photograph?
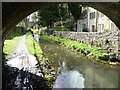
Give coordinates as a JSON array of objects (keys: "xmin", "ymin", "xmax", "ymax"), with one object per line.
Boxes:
[
  {"xmin": 3, "ymin": 34, "xmax": 47, "ymax": 89},
  {"xmin": 7, "ymin": 35, "xmax": 40, "ymax": 74}
]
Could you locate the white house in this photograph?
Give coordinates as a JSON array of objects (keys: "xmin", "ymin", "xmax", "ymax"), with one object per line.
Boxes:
[{"xmin": 77, "ymin": 7, "xmax": 119, "ymax": 32}]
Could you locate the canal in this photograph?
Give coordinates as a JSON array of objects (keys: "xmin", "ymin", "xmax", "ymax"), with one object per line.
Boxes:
[{"xmin": 40, "ymin": 37, "xmax": 119, "ymax": 88}]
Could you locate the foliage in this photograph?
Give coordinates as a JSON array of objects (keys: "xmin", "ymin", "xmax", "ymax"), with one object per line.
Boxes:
[
  {"xmin": 3, "ymin": 25, "xmax": 27, "ymax": 58},
  {"xmin": 25, "ymin": 32, "xmax": 46, "ymax": 61},
  {"xmin": 58, "ymin": 4, "xmax": 70, "ymax": 21},
  {"xmin": 64, "ymin": 21, "xmax": 74, "ymax": 31},
  {"xmin": 53, "ymin": 18, "xmax": 75, "ymax": 31},
  {"xmin": 82, "ymin": 27, "xmax": 89, "ymax": 32},
  {"xmin": 41, "ymin": 35, "xmax": 108, "ymax": 58},
  {"xmin": 3, "ymin": 34, "xmax": 21, "ymax": 58},
  {"xmin": 25, "ymin": 33, "xmax": 35, "ymax": 55},
  {"xmin": 52, "ymin": 26, "xmax": 68, "ymax": 31},
  {"xmin": 38, "ymin": 4, "xmax": 70, "ymax": 29},
  {"xmin": 37, "ymin": 3, "xmax": 82, "ymax": 31},
  {"xmin": 68, "ymin": 3, "xmax": 82, "ymax": 21},
  {"xmin": 31, "ymin": 28, "xmax": 39, "ymax": 34},
  {"xmin": 38, "ymin": 4, "xmax": 65, "ymax": 28},
  {"xmin": 68, "ymin": 3, "xmax": 82, "ymax": 31}
]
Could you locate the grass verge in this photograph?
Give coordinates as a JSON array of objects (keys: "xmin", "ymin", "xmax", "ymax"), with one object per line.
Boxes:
[
  {"xmin": 41, "ymin": 35, "xmax": 109, "ymax": 61},
  {"xmin": 25, "ymin": 32, "xmax": 45, "ymax": 61},
  {"xmin": 3, "ymin": 34, "xmax": 21, "ymax": 58},
  {"xmin": 25, "ymin": 32, "xmax": 57, "ymax": 87}
]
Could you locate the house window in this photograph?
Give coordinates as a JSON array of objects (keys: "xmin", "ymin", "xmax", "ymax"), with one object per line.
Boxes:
[
  {"xmin": 93, "ymin": 12, "xmax": 95, "ymax": 18},
  {"xmin": 90, "ymin": 13, "xmax": 92, "ymax": 19},
  {"xmin": 101, "ymin": 24, "xmax": 104, "ymax": 31},
  {"xmin": 90, "ymin": 12, "xmax": 95, "ymax": 19}
]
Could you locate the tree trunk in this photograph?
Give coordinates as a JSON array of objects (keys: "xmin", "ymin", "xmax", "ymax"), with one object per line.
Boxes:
[{"xmin": 49, "ymin": 21, "xmax": 53, "ymax": 29}]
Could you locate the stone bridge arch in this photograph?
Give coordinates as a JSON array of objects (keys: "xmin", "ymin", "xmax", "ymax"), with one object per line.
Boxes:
[{"xmin": 2, "ymin": 2, "xmax": 120, "ymax": 41}]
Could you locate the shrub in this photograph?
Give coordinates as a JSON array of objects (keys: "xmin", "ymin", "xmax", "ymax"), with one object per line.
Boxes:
[
  {"xmin": 26, "ymin": 32, "xmax": 45, "ymax": 61},
  {"xmin": 82, "ymin": 27, "xmax": 89, "ymax": 32},
  {"xmin": 3, "ymin": 35, "xmax": 21, "ymax": 58}
]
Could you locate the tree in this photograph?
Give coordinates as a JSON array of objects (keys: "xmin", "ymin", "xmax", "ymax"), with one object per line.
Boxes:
[
  {"xmin": 57, "ymin": 4, "xmax": 69, "ymax": 30},
  {"xmin": 38, "ymin": 5, "xmax": 60, "ymax": 28},
  {"xmin": 37, "ymin": 4, "xmax": 69, "ymax": 29},
  {"xmin": 68, "ymin": 3, "xmax": 82, "ymax": 31}
]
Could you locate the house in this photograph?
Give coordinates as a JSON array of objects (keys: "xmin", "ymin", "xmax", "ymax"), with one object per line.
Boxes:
[{"xmin": 77, "ymin": 7, "xmax": 119, "ymax": 32}]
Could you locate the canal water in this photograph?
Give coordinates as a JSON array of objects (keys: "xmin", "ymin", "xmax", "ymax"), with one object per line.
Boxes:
[{"xmin": 40, "ymin": 38, "xmax": 120, "ymax": 88}]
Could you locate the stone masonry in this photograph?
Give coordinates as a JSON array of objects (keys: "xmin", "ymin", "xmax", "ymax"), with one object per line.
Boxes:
[{"xmin": 52, "ymin": 31, "xmax": 120, "ymax": 59}]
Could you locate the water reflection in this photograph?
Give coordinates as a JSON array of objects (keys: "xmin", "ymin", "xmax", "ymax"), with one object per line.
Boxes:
[
  {"xmin": 53, "ymin": 61, "xmax": 85, "ymax": 89},
  {"xmin": 41, "ymin": 39, "xmax": 119, "ymax": 88}
]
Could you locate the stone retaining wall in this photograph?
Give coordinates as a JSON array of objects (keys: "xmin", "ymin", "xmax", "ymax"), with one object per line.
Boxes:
[
  {"xmin": 54, "ymin": 31, "xmax": 120, "ymax": 59},
  {"xmin": 41, "ymin": 30, "xmax": 120, "ymax": 59}
]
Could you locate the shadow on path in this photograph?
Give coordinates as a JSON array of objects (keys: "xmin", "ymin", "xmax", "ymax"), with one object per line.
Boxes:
[{"xmin": 2, "ymin": 58, "xmax": 51, "ymax": 90}]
